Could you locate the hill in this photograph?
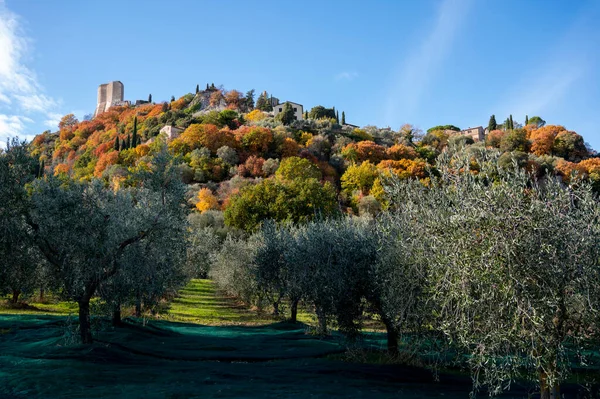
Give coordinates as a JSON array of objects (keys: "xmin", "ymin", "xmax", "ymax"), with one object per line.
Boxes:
[{"xmin": 29, "ymin": 85, "xmax": 600, "ymax": 230}]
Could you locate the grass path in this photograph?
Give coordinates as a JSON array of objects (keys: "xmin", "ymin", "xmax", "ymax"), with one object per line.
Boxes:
[
  {"xmin": 165, "ymin": 279, "xmax": 276, "ymax": 325},
  {"xmin": 165, "ymin": 279, "xmax": 314, "ymax": 325}
]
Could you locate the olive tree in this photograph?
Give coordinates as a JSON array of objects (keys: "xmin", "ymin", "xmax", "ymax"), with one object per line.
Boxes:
[
  {"xmin": 0, "ymin": 139, "xmax": 40, "ymax": 303},
  {"xmin": 253, "ymin": 221, "xmax": 292, "ymax": 317},
  {"xmin": 387, "ymin": 151, "xmax": 600, "ymax": 397},
  {"xmin": 285, "ymin": 218, "xmax": 375, "ymax": 336},
  {"xmin": 366, "ymin": 211, "xmax": 429, "ymax": 354},
  {"xmin": 28, "ymin": 151, "xmax": 187, "ymax": 343},
  {"xmin": 209, "ymin": 235, "xmax": 259, "ymax": 306}
]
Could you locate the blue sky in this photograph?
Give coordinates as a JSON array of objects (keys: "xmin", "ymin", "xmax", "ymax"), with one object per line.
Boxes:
[{"xmin": 1, "ymin": 0, "xmax": 600, "ymax": 149}]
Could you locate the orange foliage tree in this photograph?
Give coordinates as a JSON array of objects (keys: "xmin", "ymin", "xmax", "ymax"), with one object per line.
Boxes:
[
  {"xmin": 238, "ymin": 155, "xmax": 266, "ymax": 177},
  {"xmin": 210, "ymin": 90, "xmax": 224, "ymax": 107},
  {"xmin": 386, "ymin": 144, "xmax": 417, "ymax": 160},
  {"xmin": 94, "ymin": 151, "xmax": 119, "ymax": 177},
  {"xmin": 529, "ymin": 125, "xmax": 565, "ymax": 156},
  {"xmin": 54, "ymin": 163, "xmax": 70, "ymax": 176},
  {"xmin": 278, "ymin": 137, "xmax": 300, "ymax": 158},
  {"xmin": 169, "ymin": 124, "xmax": 235, "ymax": 154},
  {"xmin": 377, "ymin": 159, "xmax": 427, "ymax": 179},
  {"xmin": 341, "ymin": 141, "xmax": 386, "ymax": 163},
  {"xmin": 485, "ymin": 130, "xmax": 505, "ymax": 148},
  {"xmin": 224, "ymin": 90, "xmax": 243, "ymax": 109}
]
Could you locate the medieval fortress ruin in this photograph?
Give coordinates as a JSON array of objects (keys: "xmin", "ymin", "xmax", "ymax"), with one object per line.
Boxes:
[{"xmin": 94, "ymin": 81, "xmax": 125, "ymax": 117}]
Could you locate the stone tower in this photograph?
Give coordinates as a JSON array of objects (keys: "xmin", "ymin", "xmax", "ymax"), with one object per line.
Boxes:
[{"xmin": 94, "ymin": 81, "xmax": 124, "ymax": 117}]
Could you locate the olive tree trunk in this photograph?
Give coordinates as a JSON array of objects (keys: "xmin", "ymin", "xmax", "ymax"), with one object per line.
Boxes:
[
  {"xmin": 382, "ymin": 316, "xmax": 399, "ymax": 354},
  {"xmin": 540, "ymin": 371, "xmax": 560, "ymax": 399},
  {"xmin": 112, "ymin": 303, "xmax": 122, "ymax": 326},
  {"xmin": 315, "ymin": 305, "xmax": 327, "ymax": 335},
  {"xmin": 78, "ymin": 297, "xmax": 93, "ymax": 344},
  {"xmin": 290, "ymin": 298, "xmax": 299, "ymax": 323},
  {"xmin": 11, "ymin": 289, "xmax": 20, "ymax": 304}
]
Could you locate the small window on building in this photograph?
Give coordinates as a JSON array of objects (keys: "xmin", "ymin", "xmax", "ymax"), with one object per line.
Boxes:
[
  {"xmin": 294, "ymin": 108, "xmax": 297, "ymax": 112},
  {"xmin": 279, "ymin": 108, "xmax": 282, "ymax": 112}
]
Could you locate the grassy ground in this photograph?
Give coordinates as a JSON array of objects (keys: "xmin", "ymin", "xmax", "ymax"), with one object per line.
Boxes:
[
  {"xmin": 1, "ymin": 280, "xmax": 598, "ymax": 398},
  {"xmin": 163, "ymin": 279, "xmax": 314, "ymax": 325}
]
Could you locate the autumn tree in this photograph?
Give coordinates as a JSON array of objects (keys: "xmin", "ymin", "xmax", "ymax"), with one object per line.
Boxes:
[
  {"xmin": 340, "ymin": 161, "xmax": 379, "ymax": 195},
  {"xmin": 224, "ymin": 90, "xmax": 243, "ymax": 109},
  {"xmin": 196, "ymin": 188, "xmax": 220, "ymax": 212},
  {"xmin": 275, "ymin": 156, "xmax": 321, "ymax": 181},
  {"xmin": 209, "ymin": 90, "xmax": 224, "ymax": 107},
  {"xmin": 386, "ymin": 144, "xmax": 417, "ymax": 160},
  {"xmin": 246, "ymin": 109, "xmax": 267, "ymax": 122},
  {"xmin": 58, "ymin": 113, "xmax": 79, "ymax": 131}
]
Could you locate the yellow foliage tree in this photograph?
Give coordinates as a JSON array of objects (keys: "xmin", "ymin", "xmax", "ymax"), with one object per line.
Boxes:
[
  {"xmin": 196, "ymin": 188, "xmax": 220, "ymax": 213},
  {"xmin": 246, "ymin": 109, "xmax": 267, "ymax": 122}
]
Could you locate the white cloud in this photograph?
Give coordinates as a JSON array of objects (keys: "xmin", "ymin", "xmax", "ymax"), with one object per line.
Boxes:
[
  {"xmin": 14, "ymin": 93, "xmax": 58, "ymax": 113},
  {"xmin": 0, "ymin": 114, "xmax": 34, "ymax": 142},
  {"xmin": 384, "ymin": 0, "xmax": 473, "ymax": 123},
  {"xmin": 0, "ymin": 2, "xmax": 61, "ymax": 144},
  {"xmin": 44, "ymin": 112, "xmax": 62, "ymax": 129},
  {"xmin": 335, "ymin": 71, "xmax": 359, "ymax": 81}
]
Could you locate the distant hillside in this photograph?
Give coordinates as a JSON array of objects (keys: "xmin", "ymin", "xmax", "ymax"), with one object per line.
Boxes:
[{"xmin": 29, "ymin": 85, "xmax": 600, "ymax": 229}]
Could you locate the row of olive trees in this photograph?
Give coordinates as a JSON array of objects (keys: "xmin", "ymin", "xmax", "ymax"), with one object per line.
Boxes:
[
  {"xmin": 209, "ymin": 148, "xmax": 600, "ymax": 397},
  {"xmin": 209, "ymin": 215, "xmax": 425, "ymax": 352},
  {"xmin": 1, "ymin": 140, "xmax": 190, "ymax": 344}
]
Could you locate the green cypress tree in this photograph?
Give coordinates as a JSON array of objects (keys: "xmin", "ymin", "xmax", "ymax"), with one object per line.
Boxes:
[
  {"xmin": 38, "ymin": 159, "xmax": 45, "ymax": 178},
  {"xmin": 488, "ymin": 115, "xmax": 497, "ymax": 131},
  {"xmin": 121, "ymin": 139, "xmax": 126, "ymax": 150},
  {"xmin": 336, "ymin": 110, "xmax": 339, "ymax": 124},
  {"xmin": 114, "ymin": 137, "xmax": 120, "ymax": 151},
  {"xmin": 148, "ymin": 94, "xmax": 152, "ymax": 103},
  {"xmin": 206, "ymin": 83, "xmax": 209, "ymax": 90},
  {"xmin": 170, "ymin": 95, "xmax": 175, "ymax": 102},
  {"xmin": 256, "ymin": 92, "xmax": 267, "ymax": 111},
  {"xmin": 196, "ymin": 84, "xmax": 200, "ymax": 94},
  {"xmin": 132, "ymin": 117, "xmax": 138, "ymax": 148},
  {"xmin": 342, "ymin": 111, "xmax": 346, "ymax": 125},
  {"xmin": 525, "ymin": 115, "xmax": 529, "ymax": 125},
  {"xmin": 276, "ymin": 102, "xmax": 295, "ymax": 125},
  {"xmin": 126, "ymin": 134, "xmax": 131, "ymax": 149},
  {"xmin": 509, "ymin": 114, "xmax": 514, "ymax": 130}
]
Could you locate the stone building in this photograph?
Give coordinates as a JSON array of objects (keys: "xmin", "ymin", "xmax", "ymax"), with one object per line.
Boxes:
[
  {"xmin": 460, "ymin": 126, "xmax": 485, "ymax": 142},
  {"xmin": 94, "ymin": 81, "xmax": 124, "ymax": 117},
  {"xmin": 160, "ymin": 125, "xmax": 184, "ymax": 140},
  {"xmin": 273, "ymin": 101, "xmax": 304, "ymax": 121}
]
